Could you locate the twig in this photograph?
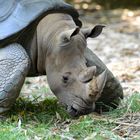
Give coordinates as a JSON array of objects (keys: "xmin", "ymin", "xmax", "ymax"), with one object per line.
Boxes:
[
  {"xmin": 112, "ymin": 124, "xmax": 122, "ymax": 132},
  {"xmin": 114, "ymin": 122, "xmax": 140, "ymax": 127}
]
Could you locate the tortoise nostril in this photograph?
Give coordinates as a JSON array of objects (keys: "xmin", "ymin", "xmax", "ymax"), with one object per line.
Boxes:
[
  {"xmin": 67, "ymin": 106, "xmax": 78, "ymax": 117},
  {"xmin": 71, "ymin": 106, "xmax": 77, "ymax": 113}
]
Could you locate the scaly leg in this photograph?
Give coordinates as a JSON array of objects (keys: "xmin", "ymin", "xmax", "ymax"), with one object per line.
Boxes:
[{"xmin": 0, "ymin": 43, "xmax": 30, "ymax": 114}]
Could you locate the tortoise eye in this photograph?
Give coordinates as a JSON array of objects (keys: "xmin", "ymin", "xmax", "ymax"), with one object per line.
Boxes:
[
  {"xmin": 62, "ymin": 72, "xmax": 71, "ymax": 84},
  {"xmin": 63, "ymin": 75, "xmax": 69, "ymax": 83}
]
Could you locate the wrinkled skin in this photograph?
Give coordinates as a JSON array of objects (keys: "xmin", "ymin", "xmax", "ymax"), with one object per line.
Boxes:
[{"xmin": 34, "ymin": 13, "xmax": 106, "ymax": 117}]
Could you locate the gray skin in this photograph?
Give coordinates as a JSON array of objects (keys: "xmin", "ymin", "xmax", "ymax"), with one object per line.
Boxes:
[{"xmin": 0, "ymin": 13, "xmax": 123, "ymax": 117}]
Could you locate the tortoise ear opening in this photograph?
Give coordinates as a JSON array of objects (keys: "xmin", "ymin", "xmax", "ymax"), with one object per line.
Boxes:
[
  {"xmin": 60, "ymin": 26, "xmax": 80, "ymax": 44},
  {"xmin": 81, "ymin": 25, "xmax": 105, "ymax": 38}
]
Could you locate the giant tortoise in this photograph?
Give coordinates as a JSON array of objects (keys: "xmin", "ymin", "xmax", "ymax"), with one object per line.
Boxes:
[{"xmin": 0, "ymin": 0, "xmax": 123, "ymax": 117}]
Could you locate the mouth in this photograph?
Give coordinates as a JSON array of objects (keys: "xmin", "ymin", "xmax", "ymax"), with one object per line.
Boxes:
[
  {"xmin": 59, "ymin": 95, "xmax": 95, "ymax": 117},
  {"xmin": 67, "ymin": 105, "xmax": 78, "ymax": 117},
  {"xmin": 66, "ymin": 104, "xmax": 94, "ymax": 117}
]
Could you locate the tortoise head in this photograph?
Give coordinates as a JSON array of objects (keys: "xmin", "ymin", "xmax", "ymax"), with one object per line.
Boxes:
[{"xmin": 44, "ymin": 24, "xmax": 106, "ymax": 117}]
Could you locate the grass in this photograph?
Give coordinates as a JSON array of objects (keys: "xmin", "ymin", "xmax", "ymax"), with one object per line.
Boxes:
[{"xmin": 0, "ymin": 92, "xmax": 140, "ymax": 140}]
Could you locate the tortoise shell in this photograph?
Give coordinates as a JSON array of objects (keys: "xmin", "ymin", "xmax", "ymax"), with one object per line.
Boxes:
[{"xmin": 0, "ymin": 0, "xmax": 81, "ymax": 41}]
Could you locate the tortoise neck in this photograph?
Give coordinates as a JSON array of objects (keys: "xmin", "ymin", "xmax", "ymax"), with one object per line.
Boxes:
[{"xmin": 36, "ymin": 13, "xmax": 77, "ymax": 74}]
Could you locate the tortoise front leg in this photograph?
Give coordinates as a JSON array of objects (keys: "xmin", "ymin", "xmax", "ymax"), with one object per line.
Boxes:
[
  {"xmin": 84, "ymin": 47, "xmax": 123, "ymax": 111},
  {"xmin": 0, "ymin": 43, "xmax": 30, "ymax": 115}
]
